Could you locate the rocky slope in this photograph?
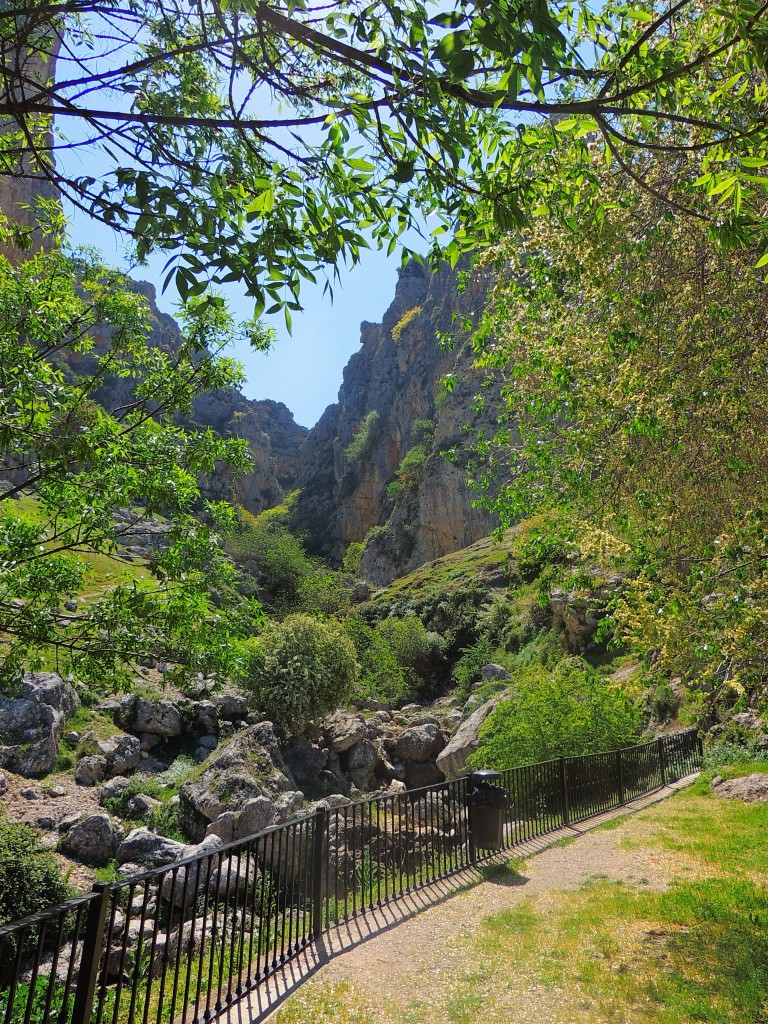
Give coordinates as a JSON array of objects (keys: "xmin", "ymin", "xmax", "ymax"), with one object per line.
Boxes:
[{"xmin": 293, "ymin": 260, "xmax": 506, "ymax": 584}]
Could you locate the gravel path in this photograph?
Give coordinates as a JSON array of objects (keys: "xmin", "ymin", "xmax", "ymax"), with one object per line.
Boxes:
[{"xmin": 225, "ymin": 777, "xmax": 697, "ymax": 1024}]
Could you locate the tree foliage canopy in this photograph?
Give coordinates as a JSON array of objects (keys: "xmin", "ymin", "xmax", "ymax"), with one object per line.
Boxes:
[
  {"xmin": 3, "ymin": 0, "xmax": 768, "ymax": 315},
  {"xmin": 469, "ymin": 145, "xmax": 768, "ymax": 716},
  {"xmin": 0, "ymin": 213, "xmax": 263, "ymax": 690}
]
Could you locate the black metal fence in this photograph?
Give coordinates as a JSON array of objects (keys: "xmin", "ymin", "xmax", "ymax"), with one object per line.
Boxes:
[{"xmin": 0, "ymin": 729, "xmax": 700, "ymax": 1024}]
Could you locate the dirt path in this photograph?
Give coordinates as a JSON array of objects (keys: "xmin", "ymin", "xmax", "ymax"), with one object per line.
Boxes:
[{"xmin": 223, "ymin": 777, "xmax": 697, "ymax": 1024}]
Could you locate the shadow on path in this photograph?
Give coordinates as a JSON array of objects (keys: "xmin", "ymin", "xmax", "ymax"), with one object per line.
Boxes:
[{"xmin": 216, "ymin": 774, "xmax": 698, "ymax": 1024}]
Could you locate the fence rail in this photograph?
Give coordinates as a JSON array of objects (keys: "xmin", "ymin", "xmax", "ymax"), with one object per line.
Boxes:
[{"xmin": 0, "ymin": 729, "xmax": 700, "ymax": 1024}]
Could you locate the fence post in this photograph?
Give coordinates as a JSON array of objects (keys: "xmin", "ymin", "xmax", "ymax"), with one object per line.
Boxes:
[
  {"xmin": 615, "ymin": 748, "xmax": 625, "ymax": 806},
  {"xmin": 311, "ymin": 806, "xmax": 328, "ymax": 941},
  {"xmin": 658, "ymin": 737, "xmax": 667, "ymax": 787},
  {"xmin": 559, "ymin": 756, "xmax": 570, "ymax": 827},
  {"xmin": 71, "ymin": 883, "xmax": 111, "ymax": 1024}
]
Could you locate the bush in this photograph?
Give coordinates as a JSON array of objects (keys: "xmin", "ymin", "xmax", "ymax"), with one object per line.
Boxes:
[
  {"xmin": 344, "ymin": 616, "xmax": 412, "ymax": 706},
  {"xmin": 298, "ymin": 569, "xmax": 351, "ymax": 616},
  {"xmin": 470, "ymin": 657, "xmax": 642, "ymax": 769},
  {"xmin": 345, "ymin": 410, "xmax": 381, "ymax": 464},
  {"xmin": 247, "ymin": 614, "xmax": 358, "ymax": 728},
  {"xmin": 0, "ymin": 821, "xmax": 72, "ymax": 926},
  {"xmin": 225, "ymin": 499, "xmax": 314, "ymax": 608}
]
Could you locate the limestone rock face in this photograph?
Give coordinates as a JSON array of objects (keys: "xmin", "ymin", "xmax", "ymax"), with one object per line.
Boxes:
[
  {"xmin": 0, "ymin": 672, "xmax": 79, "ymax": 777},
  {"xmin": 294, "ymin": 261, "xmax": 504, "ymax": 583}
]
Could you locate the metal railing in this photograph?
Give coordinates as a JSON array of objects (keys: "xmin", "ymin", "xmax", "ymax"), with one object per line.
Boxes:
[{"xmin": 0, "ymin": 729, "xmax": 700, "ymax": 1024}]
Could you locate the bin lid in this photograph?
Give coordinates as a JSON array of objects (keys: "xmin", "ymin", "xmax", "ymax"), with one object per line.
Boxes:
[{"xmin": 469, "ymin": 769, "xmax": 503, "ymax": 787}]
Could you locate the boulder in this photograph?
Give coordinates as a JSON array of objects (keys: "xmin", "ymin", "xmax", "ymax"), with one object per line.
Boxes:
[
  {"xmin": 281, "ymin": 740, "xmax": 328, "ymax": 787},
  {"xmin": 391, "ymin": 724, "xmax": 444, "ymax": 763},
  {"xmin": 125, "ymin": 794, "xmax": 162, "ymax": 819},
  {"xmin": 60, "ymin": 813, "xmax": 124, "ymax": 866},
  {"xmin": 99, "ymin": 776, "xmax": 132, "ymax": 804},
  {"xmin": 206, "ymin": 811, "xmax": 236, "ymax": 844},
  {"xmin": 213, "ymin": 692, "xmax": 249, "ymax": 721},
  {"xmin": 436, "ymin": 697, "xmax": 502, "ymax": 781},
  {"xmin": 344, "ymin": 739, "xmax": 378, "ymax": 790},
  {"xmin": 132, "ymin": 698, "xmax": 182, "ymax": 738},
  {"xmin": 179, "ymin": 722, "xmax": 295, "ymax": 840},
  {"xmin": 405, "ymin": 760, "xmax": 444, "ymax": 790},
  {"xmin": 711, "ymin": 773, "xmax": 768, "ymax": 803},
  {"xmin": 95, "ymin": 734, "xmax": 141, "ymax": 776},
  {"xmin": 234, "ymin": 796, "xmax": 276, "ymax": 840},
  {"xmin": 75, "ymin": 755, "xmax": 108, "ymax": 787},
  {"xmin": 480, "ymin": 663, "xmax": 510, "ymax": 682},
  {"xmin": 161, "ymin": 835, "xmax": 222, "ymax": 908},
  {"xmin": 116, "ymin": 827, "xmax": 185, "ymax": 867},
  {"xmin": 274, "ymin": 790, "xmax": 304, "ymax": 823},
  {"xmin": 187, "ymin": 700, "xmax": 219, "ymax": 734},
  {"xmin": 0, "ymin": 672, "xmax": 79, "ymax": 777},
  {"xmin": 323, "ymin": 710, "xmax": 366, "ymax": 753}
]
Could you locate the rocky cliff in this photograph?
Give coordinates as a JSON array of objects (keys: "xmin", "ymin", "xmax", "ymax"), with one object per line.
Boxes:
[
  {"xmin": 76, "ymin": 280, "xmax": 308, "ymax": 515},
  {"xmin": 294, "ymin": 260, "xmax": 504, "ymax": 584}
]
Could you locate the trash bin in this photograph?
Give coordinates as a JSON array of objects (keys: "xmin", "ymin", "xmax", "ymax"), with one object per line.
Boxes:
[{"xmin": 468, "ymin": 770, "xmax": 510, "ymax": 851}]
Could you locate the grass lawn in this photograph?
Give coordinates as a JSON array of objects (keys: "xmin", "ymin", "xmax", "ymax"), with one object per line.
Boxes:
[{"xmin": 274, "ymin": 768, "xmax": 768, "ymax": 1024}]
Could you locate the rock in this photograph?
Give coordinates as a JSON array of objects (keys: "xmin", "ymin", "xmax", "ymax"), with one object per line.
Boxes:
[
  {"xmin": 391, "ymin": 724, "xmax": 444, "ymax": 763},
  {"xmin": 206, "ymin": 811, "xmax": 236, "ymax": 844},
  {"xmin": 125, "ymin": 794, "xmax": 162, "ymax": 819},
  {"xmin": 0, "ymin": 772, "xmax": 6, "ymax": 796},
  {"xmin": 37, "ymin": 815, "xmax": 56, "ymax": 829},
  {"xmin": 213, "ymin": 692, "xmax": 249, "ymax": 721},
  {"xmin": 20, "ymin": 787, "xmax": 41, "ymax": 800},
  {"xmin": 116, "ymin": 827, "xmax": 185, "ymax": 866},
  {"xmin": 75, "ymin": 755, "xmax": 108, "ymax": 786},
  {"xmin": 550, "ymin": 576, "xmax": 622, "ymax": 652},
  {"xmin": 95, "ymin": 734, "xmax": 141, "ymax": 776},
  {"xmin": 443, "ymin": 710, "xmax": 463, "ymax": 731},
  {"xmin": 63, "ymin": 732, "xmax": 80, "ymax": 749},
  {"xmin": 179, "ymin": 722, "xmax": 295, "ymax": 839},
  {"xmin": 48, "ymin": 786, "xmax": 67, "ymax": 798},
  {"xmin": 234, "ymin": 796, "xmax": 275, "ymax": 839},
  {"xmin": 388, "ymin": 779, "xmax": 406, "ymax": 794},
  {"xmin": 274, "ymin": 790, "xmax": 304, "ymax": 823},
  {"xmin": 161, "ymin": 835, "xmax": 223, "ymax": 909},
  {"xmin": 405, "ymin": 761, "xmax": 444, "ymax": 789},
  {"xmin": 324, "ymin": 710, "xmax": 367, "ymax": 753},
  {"xmin": 58, "ymin": 812, "xmax": 83, "ymax": 833},
  {"xmin": 63, "ymin": 600, "xmax": 78, "ymax": 612},
  {"xmin": 189, "ymin": 700, "xmax": 218, "ymax": 733},
  {"xmin": 281, "ymin": 740, "xmax": 328, "ymax": 787},
  {"xmin": 0, "ymin": 672, "xmax": 79, "ymax": 777},
  {"xmin": 710, "ymin": 773, "xmax": 768, "ymax": 803},
  {"xmin": 100, "ymin": 776, "xmax": 133, "ymax": 803},
  {"xmin": 436, "ymin": 696, "xmax": 502, "ymax": 781},
  {"xmin": 344, "ymin": 738, "xmax": 378, "ymax": 790},
  {"xmin": 132, "ymin": 698, "xmax": 182, "ymax": 738},
  {"xmin": 480, "ymin": 663, "xmax": 510, "ymax": 682},
  {"xmin": 61, "ymin": 813, "xmax": 124, "ymax": 865},
  {"xmin": 138, "ymin": 733, "xmax": 162, "ymax": 752},
  {"xmin": 196, "ymin": 734, "xmax": 218, "ymax": 751}
]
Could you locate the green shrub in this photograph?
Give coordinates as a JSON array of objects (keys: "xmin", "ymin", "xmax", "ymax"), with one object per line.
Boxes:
[
  {"xmin": 342, "ymin": 541, "xmax": 364, "ymax": 578},
  {"xmin": 410, "ymin": 418, "xmax": 434, "ymax": 444},
  {"xmin": 470, "ymin": 657, "xmax": 642, "ymax": 769},
  {"xmin": 247, "ymin": 614, "xmax": 358, "ymax": 728},
  {"xmin": 385, "ymin": 479, "xmax": 404, "ymax": 504},
  {"xmin": 0, "ymin": 821, "xmax": 72, "ymax": 925},
  {"xmin": 391, "ymin": 306, "xmax": 422, "ymax": 343},
  {"xmin": 345, "ymin": 410, "xmax": 381, "ymax": 464},
  {"xmin": 298, "ymin": 569, "xmax": 351, "ymax": 615},
  {"xmin": 344, "ymin": 616, "xmax": 412, "ymax": 706},
  {"xmin": 451, "ymin": 636, "xmax": 498, "ymax": 701},
  {"xmin": 395, "ymin": 444, "xmax": 429, "ymax": 483},
  {"xmin": 225, "ymin": 499, "xmax": 313, "ymax": 608}
]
